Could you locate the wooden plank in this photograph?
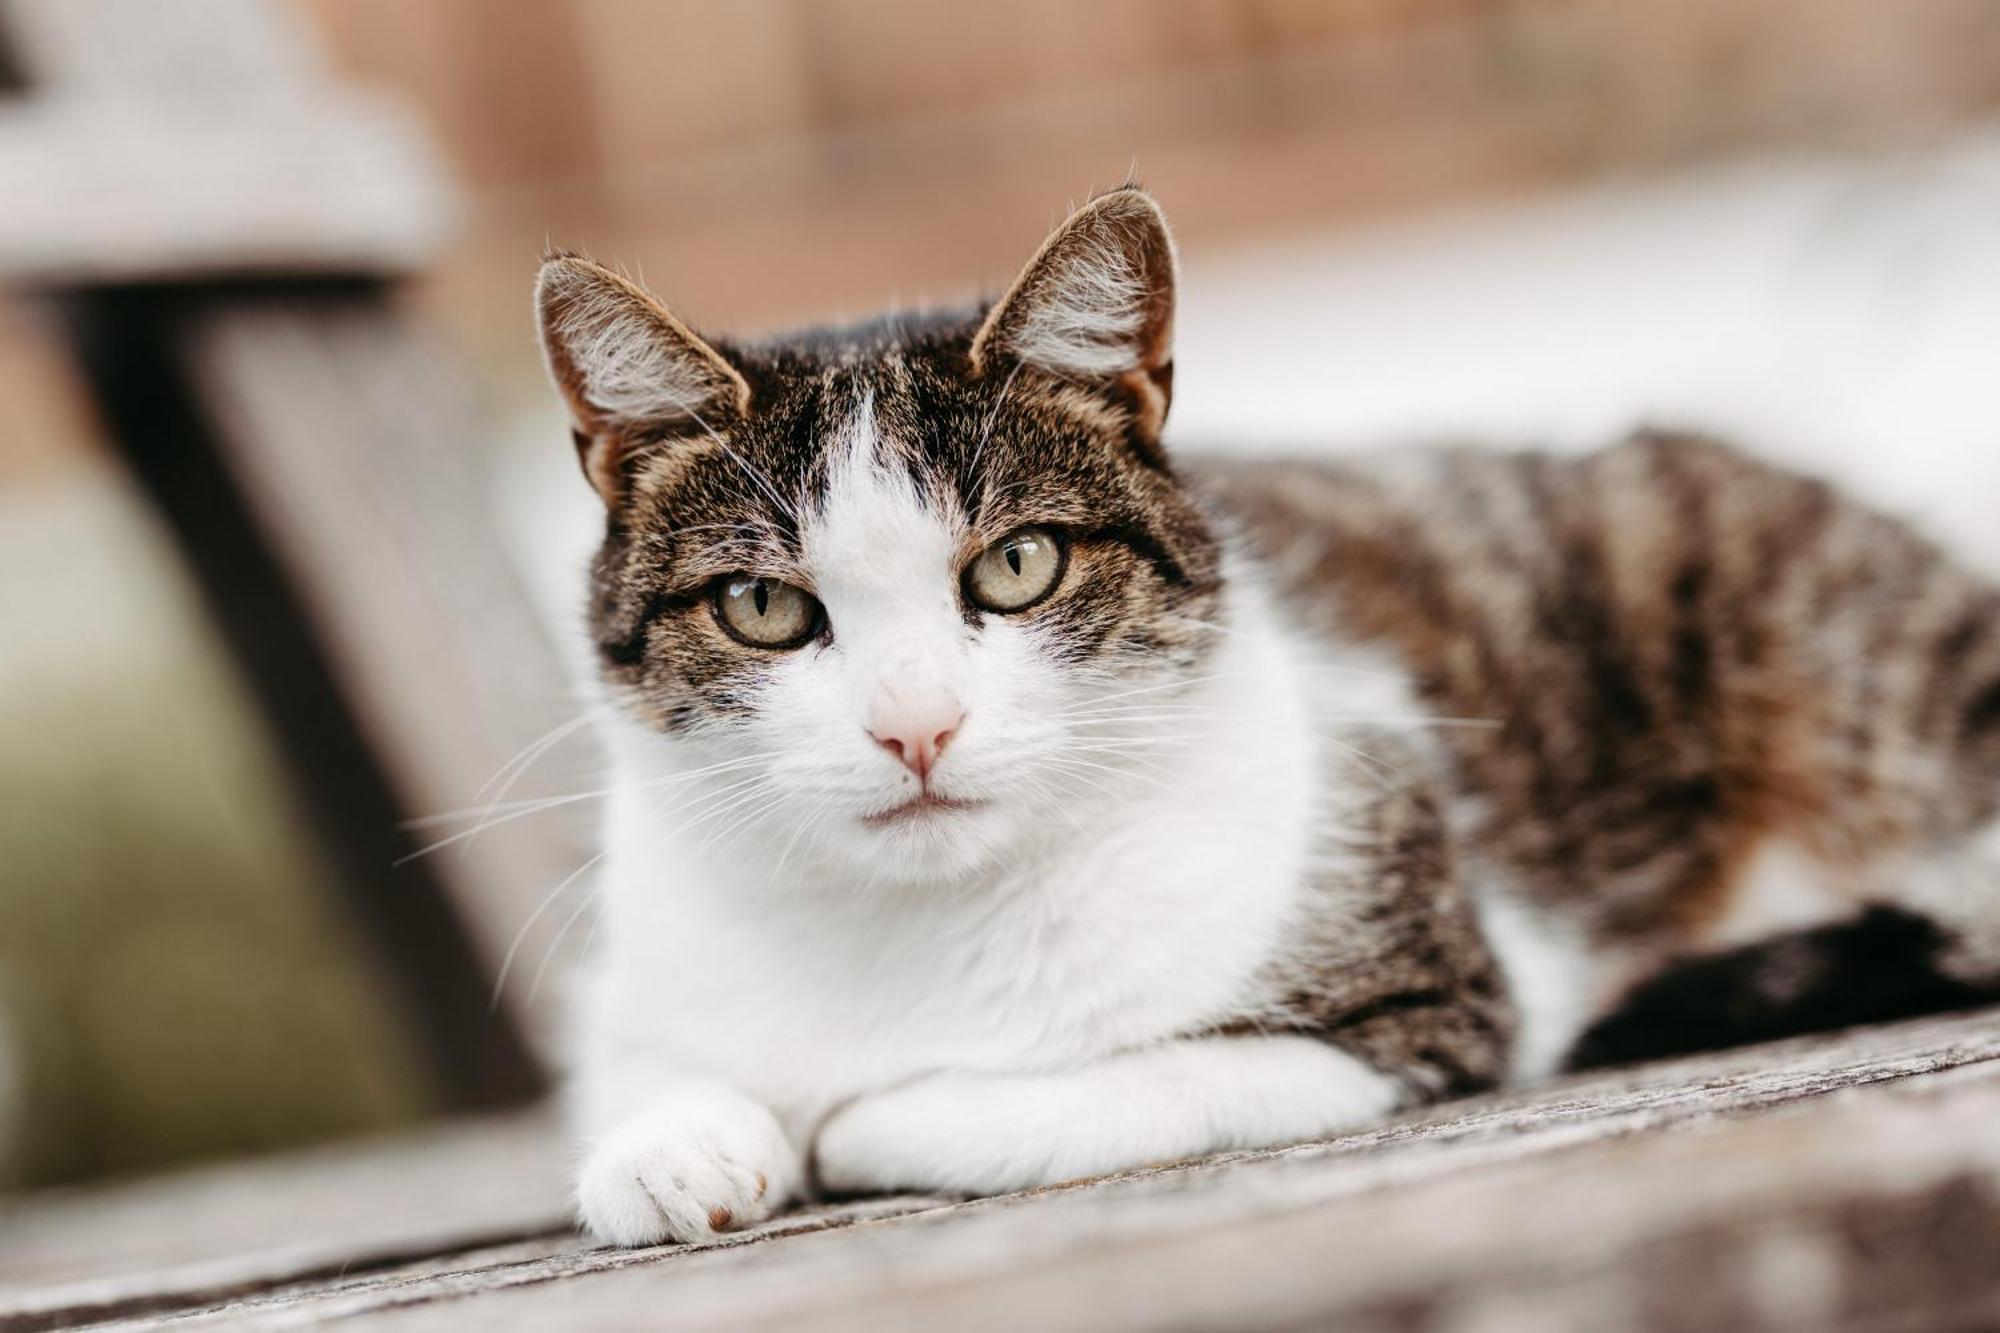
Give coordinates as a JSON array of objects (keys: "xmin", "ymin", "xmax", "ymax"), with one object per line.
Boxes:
[
  {"xmin": 0, "ymin": 1107, "xmax": 566, "ymax": 1330},
  {"xmin": 0, "ymin": 97, "xmax": 453, "ymax": 285},
  {"xmin": 58, "ymin": 290, "xmax": 549, "ymax": 1108},
  {"xmin": 172, "ymin": 296, "xmax": 593, "ymax": 1054},
  {"xmin": 0, "ymin": 0, "xmax": 320, "ymax": 97},
  {"xmin": 675, "ymin": 1058, "xmax": 2000, "ymax": 1333},
  {"xmin": 4, "ymin": 0, "xmax": 560, "ymax": 1081},
  {"xmin": 0, "ymin": 0, "xmax": 453, "ymax": 282},
  {"xmin": 235, "ymin": 1012, "xmax": 2000, "ymax": 1331},
  {"xmin": 5, "ymin": 1008, "xmax": 1993, "ymax": 1330}
]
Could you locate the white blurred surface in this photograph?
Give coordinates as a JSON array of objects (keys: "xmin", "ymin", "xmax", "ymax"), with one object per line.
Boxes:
[
  {"xmin": 1173, "ymin": 132, "xmax": 2000, "ymax": 575},
  {"xmin": 499, "ymin": 130, "xmax": 2000, "ymax": 646}
]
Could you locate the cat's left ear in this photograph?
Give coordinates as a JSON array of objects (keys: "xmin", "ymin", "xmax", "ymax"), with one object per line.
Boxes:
[
  {"xmin": 970, "ymin": 187, "xmax": 1178, "ymax": 442},
  {"xmin": 535, "ymin": 254, "xmax": 751, "ymax": 505}
]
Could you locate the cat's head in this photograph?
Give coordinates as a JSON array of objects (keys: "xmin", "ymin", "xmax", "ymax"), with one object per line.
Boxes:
[{"xmin": 536, "ymin": 189, "xmax": 1224, "ymax": 880}]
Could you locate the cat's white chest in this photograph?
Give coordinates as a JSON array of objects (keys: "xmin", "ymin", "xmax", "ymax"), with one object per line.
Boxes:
[
  {"xmin": 582, "ymin": 780, "xmax": 1309, "ymax": 1140},
  {"xmin": 576, "ymin": 686, "xmax": 1324, "ymax": 1139},
  {"xmin": 566, "ymin": 591, "xmax": 1411, "ymax": 1147}
]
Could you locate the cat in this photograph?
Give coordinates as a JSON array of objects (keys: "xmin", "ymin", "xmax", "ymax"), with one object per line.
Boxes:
[{"xmin": 534, "ymin": 187, "xmax": 2000, "ymax": 1246}]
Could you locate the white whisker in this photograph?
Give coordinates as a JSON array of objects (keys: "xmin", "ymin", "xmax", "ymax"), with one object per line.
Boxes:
[
  {"xmin": 527, "ymin": 887, "xmax": 601, "ymax": 1006},
  {"xmin": 490, "ymin": 846, "xmax": 608, "ymax": 1011},
  {"xmin": 401, "ymin": 751, "xmax": 783, "ymax": 856}
]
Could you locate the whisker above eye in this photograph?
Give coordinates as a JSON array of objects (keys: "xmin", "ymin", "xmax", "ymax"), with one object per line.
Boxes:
[
  {"xmin": 656, "ymin": 392, "xmax": 804, "ymax": 526},
  {"xmin": 1326, "ymin": 715, "xmax": 1504, "ymax": 729},
  {"xmin": 967, "ymin": 362, "xmax": 1025, "ymax": 490}
]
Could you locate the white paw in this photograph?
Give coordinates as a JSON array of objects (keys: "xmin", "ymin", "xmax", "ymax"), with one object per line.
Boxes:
[
  {"xmin": 814, "ymin": 1074, "xmax": 1071, "ymax": 1197},
  {"xmin": 577, "ymin": 1085, "xmax": 799, "ymax": 1247},
  {"xmin": 814, "ymin": 1041, "xmax": 1408, "ymax": 1198}
]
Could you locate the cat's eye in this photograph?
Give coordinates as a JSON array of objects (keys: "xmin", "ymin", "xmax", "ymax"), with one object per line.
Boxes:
[
  {"xmin": 712, "ymin": 575, "xmax": 823, "ymax": 649},
  {"xmin": 965, "ymin": 526, "xmax": 1066, "ymax": 613}
]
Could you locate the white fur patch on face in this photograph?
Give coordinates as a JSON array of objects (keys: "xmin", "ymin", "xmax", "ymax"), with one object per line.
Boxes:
[
  {"xmin": 803, "ymin": 391, "xmax": 962, "ymax": 645},
  {"xmin": 688, "ymin": 386, "xmax": 1156, "ymax": 883},
  {"xmin": 740, "ymin": 391, "xmax": 1012, "ymax": 877}
]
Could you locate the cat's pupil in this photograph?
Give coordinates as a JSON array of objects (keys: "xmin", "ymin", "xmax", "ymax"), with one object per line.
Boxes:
[
  {"xmin": 1006, "ymin": 545, "xmax": 1022, "ymax": 576},
  {"xmin": 754, "ymin": 581, "xmax": 769, "ymax": 616}
]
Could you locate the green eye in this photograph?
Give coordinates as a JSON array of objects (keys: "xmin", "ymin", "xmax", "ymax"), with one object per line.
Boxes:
[
  {"xmin": 965, "ymin": 526, "xmax": 1066, "ymax": 613},
  {"xmin": 713, "ymin": 575, "xmax": 822, "ymax": 649}
]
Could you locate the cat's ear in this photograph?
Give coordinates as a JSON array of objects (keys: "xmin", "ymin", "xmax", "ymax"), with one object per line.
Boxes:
[
  {"xmin": 535, "ymin": 255, "xmax": 751, "ymax": 505},
  {"xmin": 970, "ymin": 187, "xmax": 1178, "ymax": 440}
]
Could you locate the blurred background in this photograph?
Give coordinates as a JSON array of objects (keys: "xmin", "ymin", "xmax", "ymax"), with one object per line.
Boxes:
[{"xmin": 4, "ymin": 0, "xmax": 2000, "ymax": 1193}]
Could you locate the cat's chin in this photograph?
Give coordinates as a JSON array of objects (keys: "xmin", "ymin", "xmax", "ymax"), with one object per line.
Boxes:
[
  {"xmin": 860, "ymin": 792, "xmax": 986, "ymax": 829},
  {"xmin": 822, "ymin": 797, "xmax": 1020, "ymax": 885}
]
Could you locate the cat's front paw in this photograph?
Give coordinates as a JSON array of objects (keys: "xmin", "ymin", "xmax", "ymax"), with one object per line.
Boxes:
[
  {"xmin": 577, "ymin": 1084, "xmax": 799, "ymax": 1247},
  {"xmin": 813, "ymin": 1074, "xmax": 1062, "ymax": 1197}
]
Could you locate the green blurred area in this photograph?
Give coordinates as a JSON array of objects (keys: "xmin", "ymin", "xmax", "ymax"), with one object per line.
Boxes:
[{"xmin": 0, "ymin": 467, "xmax": 435, "ymax": 1190}]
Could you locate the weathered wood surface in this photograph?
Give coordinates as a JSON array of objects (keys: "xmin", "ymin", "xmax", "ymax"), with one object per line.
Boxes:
[
  {"xmin": 3, "ymin": 1008, "xmax": 1996, "ymax": 1331},
  {"xmin": 0, "ymin": 99, "xmax": 454, "ymax": 285},
  {"xmin": 179, "ymin": 298, "xmax": 592, "ymax": 1055},
  {"xmin": 0, "ymin": 0, "xmax": 451, "ymax": 284},
  {"xmin": 0, "ymin": 0, "xmax": 319, "ymax": 97},
  {"xmin": 0, "ymin": 1108, "xmax": 565, "ymax": 1328},
  {"xmin": 6, "ymin": 0, "xmax": 582, "ymax": 1069}
]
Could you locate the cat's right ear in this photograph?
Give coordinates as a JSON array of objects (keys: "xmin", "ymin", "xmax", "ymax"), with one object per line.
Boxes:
[
  {"xmin": 535, "ymin": 255, "xmax": 751, "ymax": 505},
  {"xmin": 970, "ymin": 188, "xmax": 1177, "ymax": 443}
]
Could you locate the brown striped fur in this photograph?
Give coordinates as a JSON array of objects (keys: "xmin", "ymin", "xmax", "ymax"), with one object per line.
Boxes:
[{"xmin": 1200, "ymin": 433, "xmax": 2000, "ymax": 979}]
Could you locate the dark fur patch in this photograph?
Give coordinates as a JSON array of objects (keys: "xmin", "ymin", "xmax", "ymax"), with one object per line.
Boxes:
[{"xmin": 1571, "ymin": 907, "xmax": 2000, "ymax": 1068}]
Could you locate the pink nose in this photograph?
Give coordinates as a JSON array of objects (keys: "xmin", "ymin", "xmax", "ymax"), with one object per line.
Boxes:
[{"xmin": 868, "ymin": 704, "xmax": 964, "ymax": 782}]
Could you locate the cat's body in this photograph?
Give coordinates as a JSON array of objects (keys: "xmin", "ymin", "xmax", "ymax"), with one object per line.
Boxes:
[
  {"xmin": 1201, "ymin": 439, "xmax": 2000, "ymax": 1075},
  {"xmin": 536, "ymin": 191, "xmax": 2000, "ymax": 1246}
]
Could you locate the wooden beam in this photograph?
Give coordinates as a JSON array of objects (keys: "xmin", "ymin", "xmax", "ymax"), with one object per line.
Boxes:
[
  {"xmin": 173, "ymin": 293, "xmax": 593, "ymax": 1052},
  {"xmin": 2, "ymin": 0, "xmax": 576, "ymax": 1060},
  {"xmin": 0, "ymin": 1107, "xmax": 564, "ymax": 1330},
  {"xmin": 57, "ymin": 287, "xmax": 547, "ymax": 1110},
  {"xmin": 0, "ymin": 98, "xmax": 454, "ymax": 285},
  {"xmin": 4, "ymin": 1009, "xmax": 1997, "ymax": 1330},
  {"xmin": 0, "ymin": 0, "xmax": 320, "ymax": 96}
]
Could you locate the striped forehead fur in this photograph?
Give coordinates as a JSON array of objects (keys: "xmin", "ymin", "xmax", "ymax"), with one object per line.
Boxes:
[
  {"xmin": 805, "ymin": 385, "xmax": 960, "ymax": 581},
  {"xmin": 579, "ymin": 307, "xmax": 1223, "ymax": 724}
]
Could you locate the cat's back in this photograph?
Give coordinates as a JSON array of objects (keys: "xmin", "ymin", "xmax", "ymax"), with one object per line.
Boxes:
[{"xmin": 1193, "ymin": 432, "xmax": 2000, "ymax": 942}]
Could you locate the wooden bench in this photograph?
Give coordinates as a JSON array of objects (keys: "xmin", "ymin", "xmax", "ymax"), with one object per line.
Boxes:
[
  {"xmin": 1, "ymin": 0, "xmax": 587, "ymax": 1102},
  {"xmin": 5, "ymin": 3, "xmax": 1999, "ymax": 1327},
  {"xmin": 3, "ymin": 1009, "xmax": 1996, "ymax": 1330}
]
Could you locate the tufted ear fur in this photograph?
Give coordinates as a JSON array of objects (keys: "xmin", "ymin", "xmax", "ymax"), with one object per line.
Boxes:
[
  {"xmin": 535, "ymin": 255, "xmax": 751, "ymax": 505},
  {"xmin": 969, "ymin": 188, "xmax": 1178, "ymax": 441}
]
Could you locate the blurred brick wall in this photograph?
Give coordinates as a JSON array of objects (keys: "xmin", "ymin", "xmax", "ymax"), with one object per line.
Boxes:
[{"xmin": 300, "ymin": 0, "xmax": 2000, "ymax": 390}]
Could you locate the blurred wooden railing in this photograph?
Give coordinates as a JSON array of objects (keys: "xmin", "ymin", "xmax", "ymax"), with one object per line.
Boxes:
[{"xmin": 1, "ymin": 0, "xmax": 575, "ymax": 1105}]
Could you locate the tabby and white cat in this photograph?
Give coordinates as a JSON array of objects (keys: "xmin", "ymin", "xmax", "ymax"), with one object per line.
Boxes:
[{"xmin": 535, "ymin": 189, "xmax": 2000, "ymax": 1246}]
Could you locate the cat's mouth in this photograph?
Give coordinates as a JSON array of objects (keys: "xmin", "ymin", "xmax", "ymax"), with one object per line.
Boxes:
[{"xmin": 862, "ymin": 792, "xmax": 983, "ymax": 828}]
